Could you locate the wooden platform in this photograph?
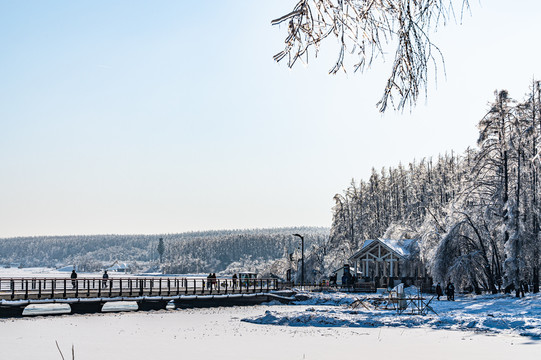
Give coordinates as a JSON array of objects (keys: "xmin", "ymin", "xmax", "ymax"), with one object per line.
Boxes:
[{"xmin": 0, "ymin": 276, "xmax": 288, "ymax": 317}]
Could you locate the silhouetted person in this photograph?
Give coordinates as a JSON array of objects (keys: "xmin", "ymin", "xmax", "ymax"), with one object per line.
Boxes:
[
  {"xmin": 232, "ymin": 273, "xmax": 238, "ymax": 289},
  {"xmin": 446, "ymin": 282, "xmax": 455, "ymax": 301},
  {"xmin": 346, "ymin": 272, "xmax": 353, "ymax": 289},
  {"xmin": 520, "ymin": 281, "xmax": 527, "ymax": 297},
  {"xmin": 504, "ymin": 283, "xmax": 514, "ymax": 294},
  {"xmin": 436, "ymin": 283, "xmax": 443, "ymax": 300},
  {"xmin": 330, "ymin": 274, "xmax": 337, "ymax": 286},
  {"xmin": 102, "ymin": 270, "xmax": 109, "ymax": 288},
  {"xmin": 70, "ymin": 269, "xmax": 77, "ymax": 289}
]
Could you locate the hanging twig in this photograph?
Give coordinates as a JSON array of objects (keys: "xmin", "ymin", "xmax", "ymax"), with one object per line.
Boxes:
[{"xmin": 272, "ymin": 0, "xmax": 470, "ymax": 112}]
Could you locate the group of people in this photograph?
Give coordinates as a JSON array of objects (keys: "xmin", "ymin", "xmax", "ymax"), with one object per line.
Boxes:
[
  {"xmin": 206, "ymin": 273, "xmax": 218, "ymax": 289},
  {"xmin": 435, "ymin": 281, "xmax": 455, "ymax": 301},
  {"xmin": 329, "ymin": 273, "xmax": 337, "ymax": 286},
  {"xmin": 203, "ymin": 273, "xmax": 242, "ymax": 289},
  {"xmin": 341, "ymin": 272, "xmax": 355, "ymax": 288}
]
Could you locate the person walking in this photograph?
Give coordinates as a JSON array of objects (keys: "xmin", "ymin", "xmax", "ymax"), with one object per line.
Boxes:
[
  {"xmin": 70, "ymin": 269, "xmax": 78, "ymax": 289},
  {"xmin": 521, "ymin": 281, "xmax": 527, "ymax": 297},
  {"xmin": 102, "ymin": 270, "xmax": 109, "ymax": 288},
  {"xmin": 232, "ymin": 273, "xmax": 238, "ymax": 289},
  {"xmin": 212, "ymin": 273, "xmax": 217, "ymax": 289},
  {"xmin": 436, "ymin": 283, "xmax": 443, "ymax": 300}
]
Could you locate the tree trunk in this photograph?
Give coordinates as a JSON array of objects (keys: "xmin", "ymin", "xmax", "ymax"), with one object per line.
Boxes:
[
  {"xmin": 534, "ymin": 265, "xmax": 540, "ymax": 293},
  {"xmin": 464, "ymin": 214, "xmax": 497, "ymax": 294}
]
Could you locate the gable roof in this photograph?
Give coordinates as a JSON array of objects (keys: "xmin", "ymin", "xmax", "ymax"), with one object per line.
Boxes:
[{"xmin": 349, "ymin": 238, "xmax": 418, "ymax": 260}]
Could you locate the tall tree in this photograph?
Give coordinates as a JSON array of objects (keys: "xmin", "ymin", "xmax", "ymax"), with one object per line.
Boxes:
[
  {"xmin": 157, "ymin": 238, "xmax": 165, "ymax": 264},
  {"xmin": 327, "ymin": 80, "xmax": 541, "ymax": 293}
]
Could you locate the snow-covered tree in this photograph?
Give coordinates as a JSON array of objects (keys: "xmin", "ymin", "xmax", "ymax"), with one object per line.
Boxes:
[{"xmin": 327, "ymin": 81, "xmax": 541, "ymax": 294}]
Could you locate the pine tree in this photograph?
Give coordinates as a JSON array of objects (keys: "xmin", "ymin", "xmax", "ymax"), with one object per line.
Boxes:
[{"xmin": 157, "ymin": 238, "xmax": 165, "ymax": 264}]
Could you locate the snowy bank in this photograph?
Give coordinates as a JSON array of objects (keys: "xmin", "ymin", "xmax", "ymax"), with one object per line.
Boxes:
[{"xmin": 244, "ymin": 291, "xmax": 541, "ymax": 338}]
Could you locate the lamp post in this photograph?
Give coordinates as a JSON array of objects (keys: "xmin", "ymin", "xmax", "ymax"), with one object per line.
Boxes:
[{"xmin": 293, "ymin": 233, "xmax": 304, "ymax": 288}]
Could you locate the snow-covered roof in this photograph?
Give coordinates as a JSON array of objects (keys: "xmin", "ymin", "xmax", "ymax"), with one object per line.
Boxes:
[
  {"xmin": 350, "ymin": 239, "xmax": 418, "ymax": 260},
  {"xmin": 106, "ymin": 263, "xmax": 128, "ymax": 271},
  {"xmin": 380, "ymin": 239, "xmax": 417, "ymax": 257},
  {"xmin": 57, "ymin": 265, "xmax": 76, "ymax": 272}
]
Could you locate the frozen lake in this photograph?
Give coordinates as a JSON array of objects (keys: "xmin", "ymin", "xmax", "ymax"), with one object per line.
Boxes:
[
  {"xmin": 2, "ymin": 268, "xmax": 541, "ymax": 359},
  {"xmin": 1, "ymin": 304, "xmax": 540, "ymax": 360}
]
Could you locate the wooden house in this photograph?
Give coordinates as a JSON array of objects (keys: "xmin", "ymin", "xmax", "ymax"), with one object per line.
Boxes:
[{"xmin": 348, "ymin": 239, "xmax": 430, "ymax": 289}]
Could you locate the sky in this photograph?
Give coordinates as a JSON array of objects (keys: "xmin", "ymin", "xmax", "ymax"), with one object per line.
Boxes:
[{"xmin": 0, "ymin": 1, "xmax": 540, "ymax": 238}]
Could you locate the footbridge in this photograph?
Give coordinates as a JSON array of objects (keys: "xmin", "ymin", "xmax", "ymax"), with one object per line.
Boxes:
[{"xmin": 0, "ymin": 276, "xmax": 293, "ymax": 317}]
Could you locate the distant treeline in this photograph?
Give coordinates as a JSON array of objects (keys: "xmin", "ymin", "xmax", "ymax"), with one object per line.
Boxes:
[{"xmin": 0, "ymin": 227, "xmax": 329, "ymax": 274}]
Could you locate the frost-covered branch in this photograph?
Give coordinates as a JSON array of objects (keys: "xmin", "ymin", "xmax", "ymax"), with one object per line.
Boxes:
[{"xmin": 272, "ymin": 0, "xmax": 470, "ymax": 112}]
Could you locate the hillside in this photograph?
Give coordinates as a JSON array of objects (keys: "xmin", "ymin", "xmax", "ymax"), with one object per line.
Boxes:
[{"xmin": 0, "ymin": 227, "xmax": 329, "ymax": 274}]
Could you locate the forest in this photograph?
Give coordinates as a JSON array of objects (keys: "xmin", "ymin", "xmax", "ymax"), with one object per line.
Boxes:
[
  {"xmin": 0, "ymin": 227, "xmax": 328, "ymax": 275},
  {"xmin": 319, "ymin": 81, "xmax": 541, "ymax": 294}
]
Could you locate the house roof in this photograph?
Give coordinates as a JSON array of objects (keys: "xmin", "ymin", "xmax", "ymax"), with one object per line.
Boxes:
[
  {"xmin": 349, "ymin": 239, "xmax": 418, "ymax": 260},
  {"xmin": 106, "ymin": 263, "xmax": 128, "ymax": 271}
]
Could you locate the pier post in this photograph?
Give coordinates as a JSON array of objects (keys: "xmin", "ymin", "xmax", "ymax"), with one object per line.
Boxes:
[
  {"xmin": 70, "ymin": 302, "xmax": 104, "ymax": 315},
  {"xmin": 0, "ymin": 305, "xmax": 25, "ymax": 318},
  {"xmin": 137, "ymin": 300, "xmax": 168, "ymax": 311}
]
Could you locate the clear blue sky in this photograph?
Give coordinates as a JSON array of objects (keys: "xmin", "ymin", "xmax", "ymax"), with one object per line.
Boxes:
[{"xmin": 0, "ymin": 1, "xmax": 539, "ymax": 237}]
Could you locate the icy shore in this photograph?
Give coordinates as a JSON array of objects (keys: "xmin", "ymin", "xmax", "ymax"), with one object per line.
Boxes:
[{"xmin": 244, "ymin": 291, "xmax": 541, "ymax": 339}]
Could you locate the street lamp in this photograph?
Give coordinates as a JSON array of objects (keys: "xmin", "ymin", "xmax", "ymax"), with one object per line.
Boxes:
[{"xmin": 293, "ymin": 233, "xmax": 304, "ymax": 288}]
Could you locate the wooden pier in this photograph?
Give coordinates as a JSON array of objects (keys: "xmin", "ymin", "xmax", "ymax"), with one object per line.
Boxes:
[{"xmin": 0, "ymin": 276, "xmax": 291, "ymax": 317}]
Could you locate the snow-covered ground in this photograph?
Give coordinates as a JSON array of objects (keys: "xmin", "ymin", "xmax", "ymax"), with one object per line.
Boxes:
[
  {"xmin": 0, "ymin": 267, "xmax": 213, "ymax": 281},
  {"xmin": 1, "ymin": 303, "xmax": 540, "ymax": 360},
  {"xmin": 1, "ymin": 269, "xmax": 541, "ymax": 359},
  {"xmin": 245, "ymin": 290, "xmax": 541, "ymax": 339},
  {"xmin": 0, "ymin": 267, "xmax": 70, "ymax": 277}
]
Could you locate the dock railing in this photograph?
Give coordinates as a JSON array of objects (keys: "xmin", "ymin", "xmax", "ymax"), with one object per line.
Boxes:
[{"xmin": 0, "ymin": 277, "xmax": 281, "ymax": 301}]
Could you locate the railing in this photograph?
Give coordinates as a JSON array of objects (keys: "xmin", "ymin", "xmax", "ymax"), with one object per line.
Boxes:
[
  {"xmin": 0, "ymin": 277, "xmax": 280, "ymax": 301},
  {"xmin": 280, "ymin": 282, "xmax": 376, "ymax": 293}
]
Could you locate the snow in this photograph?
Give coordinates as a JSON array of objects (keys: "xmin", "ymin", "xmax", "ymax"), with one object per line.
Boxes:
[
  {"xmin": 0, "ymin": 267, "xmax": 68, "ymax": 277},
  {"xmin": 350, "ymin": 238, "xmax": 417, "ymax": 259},
  {"xmin": 1, "ymin": 268, "xmax": 541, "ymax": 359},
  {"xmin": 1, "ymin": 303, "xmax": 540, "ymax": 360},
  {"xmin": 0, "ymin": 267, "xmax": 204, "ymax": 279},
  {"xmin": 244, "ymin": 291, "xmax": 541, "ymax": 339},
  {"xmin": 381, "ymin": 239, "xmax": 417, "ymax": 257},
  {"xmin": 106, "ymin": 262, "xmax": 129, "ymax": 272}
]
